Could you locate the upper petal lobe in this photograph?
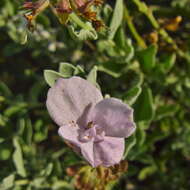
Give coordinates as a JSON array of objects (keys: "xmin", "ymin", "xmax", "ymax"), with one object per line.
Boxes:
[{"xmin": 46, "ymin": 77, "xmax": 103, "ymax": 126}]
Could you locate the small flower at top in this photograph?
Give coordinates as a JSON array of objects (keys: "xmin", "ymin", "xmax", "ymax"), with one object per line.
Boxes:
[
  {"xmin": 22, "ymin": 0, "xmax": 50, "ymax": 30},
  {"xmin": 56, "ymin": 0, "xmax": 72, "ymax": 13},
  {"xmin": 71, "ymin": 0, "xmax": 105, "ymax": 30},
  {"xmin": 46, "ymin": 77, "xmax": 136, "ymax": 167},
  {"xmin": 22, "ymin": 0, "xmax": 105, "ymax": 31}
]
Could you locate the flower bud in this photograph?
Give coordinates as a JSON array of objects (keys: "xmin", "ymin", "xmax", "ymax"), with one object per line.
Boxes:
[
  {"xmin": 56, "ymin": 0, "xmax": 72, "ymax": 13},
  {"xmin": 54, "ymin": 0, "xmax": 73, "ymax": 24},
  {"xmin": 71, "ymin": 0, "xmax": 92, "ymax": 12},
  {"xmin": 23, "ymin": 0, "xmax": 50, "ymax": 30}
]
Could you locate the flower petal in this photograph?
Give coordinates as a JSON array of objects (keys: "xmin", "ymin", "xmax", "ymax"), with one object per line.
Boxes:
[
  {"xmin": 46, "ymin": 77, "xmax": 103, "ymax": 126},
  {"xmin": 58, "ymin": 123, "xmax": 81, "ymax": 147},
  {"xmin": 93, "ymin": 136, "xmax": 124, "ymax": 167},
  {"xmin": 58, "ymin": 124, "xmax": 95, "ymax": 166},
  {"xmin": 89, "ymin": 98, "xmax": 136, "ymax": 138},
  {"xmin": 80, "ymin": 141, "xmax": 94, "ymax": 167}
]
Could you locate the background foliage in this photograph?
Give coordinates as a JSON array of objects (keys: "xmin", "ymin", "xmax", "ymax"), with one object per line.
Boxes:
[{"xmin": 1, "ymin": 0, "xmax": 190, "ymax": 189}]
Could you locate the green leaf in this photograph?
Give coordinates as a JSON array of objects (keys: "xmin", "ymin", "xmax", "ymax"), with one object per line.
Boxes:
[
  {"xmin": 109, "ymin": 0, "xmax": 124, "ymax": 40},
  {"xmin": 138, "ymin": 44, "xmax": 157, "ymax": 72},
  {"xmin": 134, "ymin": 87, "xmax": 155, "ymax": 122},
  {"xmin": 74, "ymin": 65, "xmax": 85, "ymax": 75},
  {"xmin": 123, "ymin": 134, "xmax": 136, "ymax": 159},
  {"xmin": 40, "ymin": 163, "xmax": 53, "ymax": 177},
  {"xmin": 7, "ymin": 16, "xmax": 28, "ymax": 44},
  {"xmin": 0, "ymin": 15, "xmax": 5, "ymax": 27},
  {"xmin": 24, "ymin": 119, "xmax": 33, "ymax": 145},
  {"xmin": 0, "ymin": 138, "xmax": 4, "ymax": 143},
  {"xmin": 68, "ymin": 13, "xmax": 97, "ymax": 41},
  {"xmin": 20, "ymin": 31, "xmax": 28, "ymax": 45},
  {"xmin": 44, "ymin": 70, "xmax": 65, "ymax": 87},
  {"xmin": 12, "ymin": 137, "xmax": 26, "ymax": 177},
  {"xmin": 52, "ymin": 181, "xmax": 73, "ymax": 190},
  {"xmin": 68, "ymin": 25, "xmax": 97, "ymax": 41},
  {"xmin": 0, "ymin": 174, "xmax": 15, "ymax": 190},
  {"xmin": 0, "ymin": 114, "xmax": 6, "ymax": 126},
  {"xmin": 98, "ymin": 61, "xmax": 126, "ymax": 78},
  {"xmin": 105, "ymin": 180, "xmax": 118, "ymax": 190},
  {"xmin": 115, "ymin": 26, "xmax": 126, "ymax": 49},
  {"xmin": 138, "ymin": 165, "xmax": 157, "ymax": 180},
  {"xmin": 4, "ymin": 103, "xmax": 27, "ymax": 117},
  {"xmin": 99, "ymin": 28, "xmax": 135, "ymax": 62},
  {"xmin": 125, "ymin": 70, "xmax": 144, "ymax": 88},
  {"xmin": 0, "ymin": 82, "xmax": 12, "ymax": 97},
  {"xmin": 161, "ymin": 53, "xmax": 176, "ymax": 73},
  {"xmin": 29, "ymin": 80, "xmax": 45, "ymax": 102},
  {"xmin": 69, "ymin": 13, "xmax": 94, "ymax": 31},
  {"xmin": 31, "ymin": 177, "xmax": 45, "ymax": 188},
  {"xmin": 59, "ymin": 62, "xmax": 76, "ymax": 77},
  {"xmin": 87, "ymin": 66, "xmax": 98, "ymax": 86},
  {"xmin": 123, "ymin": 39, "xmax": 135, "ymax": 62},
  {"xmin": 34, "ymin": 120, "xmax": 48, "ymax": 143},
  {"xmin": 114, "ymin": 27, "xmax": 135, "ymax": 61},
  {"xmin": 0, "ymin": 145, "xmax": 12, "ymax": 160},
  {"xmin": 103, "ymin": 4, "xmax": 113, "ymax": 23},
  {"xmin": 136, "ymin": 126, "xmax": 146, "ymax": 146},
  {"xmin": 17, "ymin": 118, "xmax": 25, "ymax": 135},
  {"xmin": 155, "ymin": 104, "xmax": 179, "ymax": 120},
  {"xmin": 97, "ymin": 40, "xmax": 115, "ymax": 53},
  {"xmin": 52, "ymin": 149, "xmax": 67, "ymax": 159},
  {"xmin": 97, "ymin": 39, "xmax": 134, "ymax": 62},
  {"xmin": 123, "ymin": 86, "xmax": 142, "ymax": 105}
]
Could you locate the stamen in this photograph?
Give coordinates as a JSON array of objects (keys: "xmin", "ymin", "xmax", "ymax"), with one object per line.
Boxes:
[{"xmin": 87, "ymin": 121, "xmax": 94, "ymax": 128}]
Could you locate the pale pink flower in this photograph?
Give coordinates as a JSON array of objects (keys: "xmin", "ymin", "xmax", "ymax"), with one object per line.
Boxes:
[{"xmin": 46, "ymin": 77, "xmax": 136, "ymax": 167}]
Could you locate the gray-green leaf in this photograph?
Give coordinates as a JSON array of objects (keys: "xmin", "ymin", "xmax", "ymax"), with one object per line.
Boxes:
[
  {"xmin": 12, "ymin": 137, "xmax": 26, "ymax": 177},
  {"xmin": 0, "ymin": 174, "xmax": 15, "ymax": 190},
  {"xmin": 59, "ymin": 62, "xmax": 76, "ymax": 77},
  {"xmin": 68, "ymin": 25, "xmax": 97, "ymax": 41},
  {"xmin": 44, "ymin": 70, "xmax": 65, "ymax": 87},
  {"xmin": 138, "ymin": 44, "xmax": 157, "ymax": 72},
  {"xmin": 134, "ymin": 87, "xmax": 155, "ymax": 122},
  {"xmin": 123, "ymin": 86, "xmax": 142, "ymax": 105},
  {"xmin": 109, "ymin": 0, "xmax": 124, "ymax": 40}
]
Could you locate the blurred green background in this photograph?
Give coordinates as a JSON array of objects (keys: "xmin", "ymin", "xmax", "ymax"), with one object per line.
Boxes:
[{"xmin": 0, "ymin": 0, "xmax": 190, "ymax": 189}]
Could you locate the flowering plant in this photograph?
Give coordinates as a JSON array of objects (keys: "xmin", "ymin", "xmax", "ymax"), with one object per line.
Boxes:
[{"xmin": 1, "ymin": 0, "xmax": 190, "ymax": 189}]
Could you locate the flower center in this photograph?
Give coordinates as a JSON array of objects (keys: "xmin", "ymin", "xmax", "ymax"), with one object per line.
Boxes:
[{"xmin": 78, "ymin": 122, "xmax": 105, "ymax": 143}]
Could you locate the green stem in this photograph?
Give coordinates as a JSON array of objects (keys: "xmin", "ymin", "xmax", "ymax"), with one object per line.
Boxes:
[
  {"xmin": 15, "ymin": 179, "xmax": 30, "ymax": 185},
  {"xmin": 69, "ymin": 13, "xmax": 93, "ymax": 31},
  {"xmin": 132, "ymin": 0, "xmax": 159, "ymax": 29},
  {"xmin": 151, "ymin": 5, "xmax": 190, "ymax": 19},
  {"xmin": 124, "ymin": 6, "xmax": 146, "ymax": 48},
  {"xmin": 132, "ymin": 0, "xmax": 190, "ymax": 60}
]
